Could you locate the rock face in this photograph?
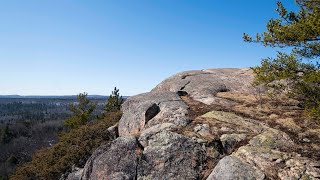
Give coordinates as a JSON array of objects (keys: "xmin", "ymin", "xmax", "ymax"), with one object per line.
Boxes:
[
  {"xmin": 118, "ymin": 92, "xmax": 190, "ymax": 137},
  {"xmin": 68, "ymin": 68, "xmax": 320, "ymax": 180},
  {"xmin": 137, "ymin": 130, "xmax": 206, "ymax": 179},
  {"xmin": 81, "ymin": 137, "xmax": 141, "ymax": 180}
]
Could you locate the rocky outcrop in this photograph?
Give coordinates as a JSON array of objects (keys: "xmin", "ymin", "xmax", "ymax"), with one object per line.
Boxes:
[
  {"xmin": 118, "ymin": 92, "xmax": 190, "ymax": 137},
  {"xmin": 68, "ymin": 68, "xmax": 320, "ymax": 180},
  {"xmin": 137, "ymin": 130, "xmax": 206, "ymax": 179},
  {"xmin": 152, "ymin": 68, "xmax": 254, "ymax": 105}
]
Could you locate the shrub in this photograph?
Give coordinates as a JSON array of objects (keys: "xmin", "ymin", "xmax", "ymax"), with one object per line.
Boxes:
[
  {"xmin": 11, "ymin": 111, "xmax": 122, "ymax": 180},
  {"xmin": 64, "ymin": 93, "xmax": 96, "ymax": 129}
]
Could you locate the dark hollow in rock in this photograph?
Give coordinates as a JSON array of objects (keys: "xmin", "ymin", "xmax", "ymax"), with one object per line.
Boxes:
[
  {"xmin": 208, "ymin": 139, "xmax": 225, "ymax": 155},
  {"xmin": 216, "ymin": 85, "xmax": 230, "ymax": 93},
  {"xmin": 145, "ymin": 103, "xmax": 160, "ymax": 122},
  {"xmin": 177, "ymin": 90, "xmax": 188, "ymax": 96}
]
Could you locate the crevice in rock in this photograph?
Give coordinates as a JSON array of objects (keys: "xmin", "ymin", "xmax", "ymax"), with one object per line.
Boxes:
[
  {"xmin": 177, "ymin": 80, "xmax": 191, "ymax": 97},
  {"xmin": 145, "ymin": 103, "xmax": 160, "ymax": 123},
  {"xmin": 180, "ymin": 80, "xmax": 191, "ymax": 90},
  {"xmin": 134, "ymin": 158, "xmax": 139, "ymax": 180},
  {"xmin": 134, "ymin": 138, "xmax": 144, "ymax": 180},
  {"xmin": 223, "ymin": 138, "xmax": 251, "ymax": 156},
  {"xmin": 181, "ymin": 72, "xmax": 212, "ymax": 80},
  {"xmin": 162, "ymin": 99, "xmax": 183, "ymax": 103},
  {"xmin": 201, "ymin": 139, "xmax": 252, "ymax": 179},
  {"xmin": 208, "ymin": 139, "xmax": 225, "ymax": 155},
  {"xmin": 200, "ymin": 140, "xmax": 227, "ymax": 179}
]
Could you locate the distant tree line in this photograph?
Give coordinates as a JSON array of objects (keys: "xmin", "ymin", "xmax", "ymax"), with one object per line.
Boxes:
[
  {"xmin": 6, "ymin": 87, "xmax": 124, "ymax": 180},
  {"xmin": 0, "ymin": 87, "xmax": 124, "ymax": 179}
]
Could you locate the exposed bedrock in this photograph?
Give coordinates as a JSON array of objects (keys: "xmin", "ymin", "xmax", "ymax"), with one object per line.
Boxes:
[
  {"xmin": 152, "ymin": 68, "xmax": 255, "ymax": 105},
  {"xmin": 67, "ymin": 68, "xmax": 320, "ymax": 180},
  {"xmin": 118, "ymin": 91, "xmax": 191, "ymax": 137}
]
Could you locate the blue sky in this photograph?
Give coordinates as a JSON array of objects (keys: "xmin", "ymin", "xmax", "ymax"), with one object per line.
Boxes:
[{"xmin": 0, "ymin": 0, "xmax": 297, "ymax": 96}]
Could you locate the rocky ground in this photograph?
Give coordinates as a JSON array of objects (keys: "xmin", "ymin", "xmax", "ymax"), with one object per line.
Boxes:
[{"xmin": 67, "ymin": 68, "xmax": 320, "ymax": 180}]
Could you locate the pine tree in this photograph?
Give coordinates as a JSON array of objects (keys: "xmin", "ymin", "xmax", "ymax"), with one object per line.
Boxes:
[
  {"xmin": 244, "ymin": 0, "xmax": 320, "ymax": 120},
  {"xmin": 64, "ymin": 93, "xmax": 96, "ymax": 129},
  {"xmin": 97, "ymin": 87, "xmax": 123, "ymax": 120},
  {"xmin": 104, "ymin": 87, "xmax": 123, "ymax": 113},
  {"xmin": 244, "ymin": 0, "xmax": 320, "ymax": 60}
]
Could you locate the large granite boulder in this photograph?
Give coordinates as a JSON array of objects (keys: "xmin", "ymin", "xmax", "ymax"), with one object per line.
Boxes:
[
  {"xmin": 81, "ymin": 137, "xmax": 141, "ymax": 180},
  {"xmin": 138, "ymin": 130, "xmax": 206, "ymax": 179},
  {"xmin": 79, "ymin": 131, "xmax": 208, "ymax": 180},
  {"xmin": 207, "ymin": 156, "xmax": 265, "ymax": 180},
  {"xmin": 118, "ymin": 91, "xmax": 190, "ymax": 137}
]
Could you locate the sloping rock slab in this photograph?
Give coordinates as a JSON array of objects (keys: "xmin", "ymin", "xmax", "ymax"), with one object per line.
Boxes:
[
  {"xmin": 249, "ymin": 128, "xmax": 295, "ymax": 150},
  {"xmin": 152, "ymin": 68, "xmax": 254, "ymax": 105},
  {"xmin": 201, "ymin": 111, "xmax": 268, "ymax": 134}
]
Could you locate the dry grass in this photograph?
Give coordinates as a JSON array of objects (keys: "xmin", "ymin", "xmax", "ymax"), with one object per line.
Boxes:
[
  {"xmin": 216, "ymin": 92, "xmax": 305, "ymax": 125},
  {"xmin": 180, "ymin": 92, "xmax": 320, "ymax": 161},
  {"xmin": 217, "ymin": 92, "xmax": 320, "ymax": 160}
]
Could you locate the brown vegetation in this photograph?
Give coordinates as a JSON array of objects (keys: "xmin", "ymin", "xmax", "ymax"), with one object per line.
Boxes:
[
  {"xmin": 10, "ymin": 111, "xmax": 121, "ymax": 180},
  {"xmin": 181, "ymin": 91, "xmax": 320, "ymax": 162}
]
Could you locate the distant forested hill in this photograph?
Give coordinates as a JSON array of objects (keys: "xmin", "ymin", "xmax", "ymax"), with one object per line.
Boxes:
[{"xmin": 0, "ymin": 96, "xmax": 114, "ymax": 179}]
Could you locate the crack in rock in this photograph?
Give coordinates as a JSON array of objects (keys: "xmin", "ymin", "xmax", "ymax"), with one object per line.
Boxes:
[{"xmin": 181, "ymin": 72, "xmax": 212, "ymax": 80}]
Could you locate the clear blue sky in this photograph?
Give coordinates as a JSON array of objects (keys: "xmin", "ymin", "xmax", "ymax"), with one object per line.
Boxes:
[{"xmin": 0, "ymin": 0, "xmax": 297, "ymax": 96}]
